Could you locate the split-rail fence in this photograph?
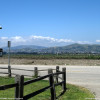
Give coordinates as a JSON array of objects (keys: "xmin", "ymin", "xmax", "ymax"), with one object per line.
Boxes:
[{"xmin": 0, "ymin": 66, "xmax": 66, "ymax": 100}]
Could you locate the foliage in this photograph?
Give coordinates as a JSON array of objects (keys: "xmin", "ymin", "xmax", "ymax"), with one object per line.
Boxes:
[{"xmin": 3, "ymin": 53, "xmax": 100, "ymax": 59}]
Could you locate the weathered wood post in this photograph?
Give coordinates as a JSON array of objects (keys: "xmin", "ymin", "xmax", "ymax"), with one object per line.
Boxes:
[
  {"xmin": 34, "ymin": 67, "xmax": 38, "ymax": 78},
  {"xmin": 8, "ymin": 65, "xmax": 11, "ymax": 77},
  {"xmin": 8, "ymin": 41, "xmax": 11, "ymax": 77},
  {"xmin": 15, "ymin": 75, "xmax": 24, "ymax": 100},
  {"xmin": 48, "ymin": 69, "xmax": 56, "ymax": 100},
  {"xmin": 56, "ymin": 66, "xmax": 59, "ymax": 83},
  {"xmin": 62, "ymin": 68, "xmax": 66, "ymax": 91},
  {"xmin": 15, "ymin": 75, "xmax": 19, "ymax": 99}
]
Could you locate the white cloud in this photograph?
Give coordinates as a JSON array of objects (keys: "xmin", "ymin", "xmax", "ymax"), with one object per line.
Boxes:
[
  {"xmin": 77, "ymin": 41, "xmax": 91, "ymax": 44},
  {"xmin": 0, "ymin": 37, "xmax": 8, "ymax": 40},
  {"xmin": 0, "ymin": 35, "xmax": 91, "ymax": 47},
  {"xmin": 11, "ymin": 36, "xmax": 26, "ymax": 43},
  {"xmin": 30, "ymin": 35, "xmax": 74, "ymax": 43},
  {"xmin": 96, "ymin": 40, "xmax": 100, "ymax": 42},
  {"xmin": 58, "ymin": 39, "xmax": 74, "ymax": 43},
  {"xmin": 30, "ymin": 36, "xmax": 57, "ymax": 41}
]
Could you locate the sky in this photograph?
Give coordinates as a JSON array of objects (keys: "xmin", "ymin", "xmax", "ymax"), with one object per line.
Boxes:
[{"xmin": 0, "ymin": 0, "xmax": 100, "ymax": 47}]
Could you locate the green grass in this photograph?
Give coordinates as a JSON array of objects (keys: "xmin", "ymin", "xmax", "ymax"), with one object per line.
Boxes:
[
  {"xmin": 3, "ymin": 53, "xmax": 100, "ymax": 60},
  {"xmin": 0, "ymin": 76, "xmax": 95, "ymax": 100}
]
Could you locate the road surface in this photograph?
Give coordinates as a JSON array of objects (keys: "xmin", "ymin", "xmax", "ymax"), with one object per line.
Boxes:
[{"xmin": 0, "ymin": 65, "xmax": 100, "ymax": 98}]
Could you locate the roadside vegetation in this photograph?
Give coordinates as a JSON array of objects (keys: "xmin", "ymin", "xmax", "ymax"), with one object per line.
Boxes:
[
  {"xmin": 0, "ymin": 77, "xmax": 95, "ymax": 100},
  {"xmin": 2, "ymin": 53, "xmax": 100, "ymax": 60}
]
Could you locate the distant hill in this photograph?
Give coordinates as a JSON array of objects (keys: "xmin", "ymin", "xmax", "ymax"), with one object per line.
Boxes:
[
  {"xmin": 3, "ymin": 45, "xmax": 46, "ymax": 53},
  {"xmin": 3, "ymin": 44, "xmax": 100, "ymax": 54},
  {"xmin": 38, "ymin": 44, "xmax": 100, "ymax": 54}
]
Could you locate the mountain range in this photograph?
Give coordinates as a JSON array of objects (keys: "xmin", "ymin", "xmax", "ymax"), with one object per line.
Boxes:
[
  {"xmin": 3, "ymin": 44, "xmax": 100, "ymax": 54},
  {"xmin": 3, "ymin": 45, "xmax": 46, "ymax": 53}
]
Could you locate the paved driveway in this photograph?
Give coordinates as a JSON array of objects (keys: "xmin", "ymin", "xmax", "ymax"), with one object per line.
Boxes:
[
  {"xmin": 66, "ymin": 66, "xmax": 100, "ymax": 98},
  {"xmin": 0, "ymin": 65, "xmax": 100, "ymax": 98}
]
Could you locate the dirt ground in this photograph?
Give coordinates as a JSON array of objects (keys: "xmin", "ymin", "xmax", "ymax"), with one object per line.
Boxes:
[{"xmin": 0, "ymin": 58, "xmax": 100, "ymax": 66}]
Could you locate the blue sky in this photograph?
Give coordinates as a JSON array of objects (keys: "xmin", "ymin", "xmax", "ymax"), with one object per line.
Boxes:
[{"xmin": 0, "ymin": 0, "xmax": 100, "ymax": 47}]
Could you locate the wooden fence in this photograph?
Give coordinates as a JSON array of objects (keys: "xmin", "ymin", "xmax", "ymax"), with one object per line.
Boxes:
[
  {"xmin": 0, "ymin": 66, "xmax": 58, "ymax": 78},
  {"xmin": 0, "ymin": 67, "xmax": 66, "ymax": 100}
]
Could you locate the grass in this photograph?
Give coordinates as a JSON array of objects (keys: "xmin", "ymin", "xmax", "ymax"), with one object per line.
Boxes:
[
  {"xmin": 0, "ymin": 76, "xmax": 95, "ymax": 100},
  {"xmin": 3, "ymin": 53, "xmax": 100, "ymax": 60}
]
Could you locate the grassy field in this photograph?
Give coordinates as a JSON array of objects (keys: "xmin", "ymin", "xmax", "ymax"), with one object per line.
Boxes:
[
  {"xmin": 0, "ymin": 77, "xmax": 95, "ymax": 100},
  {"xmin": 3, "ymin": 53, "xmax": 100, "ymax": 59},
  {"xmin": 1, "ymin": 54, "xmax": 100, "ymax": 66}
]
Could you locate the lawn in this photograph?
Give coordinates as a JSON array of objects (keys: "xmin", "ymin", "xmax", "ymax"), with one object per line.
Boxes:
[{"xmin": 0, "ymin": 76, "xmax": 95, "ymax": 100}]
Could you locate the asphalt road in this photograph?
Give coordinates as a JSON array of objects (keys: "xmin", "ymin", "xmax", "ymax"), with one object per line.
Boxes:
[{"xmin": 0, "ymin": 65, "xmax": 100, "ymax": 98}]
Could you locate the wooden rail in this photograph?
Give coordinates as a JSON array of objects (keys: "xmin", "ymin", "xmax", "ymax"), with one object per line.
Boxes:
[
  {"xmin": 0, "ymin": 67, "xmax": 66, "ymax": 100},
  {"xmin": 0, "ymin": 66, "xmax": 56, "ymax": 78}
]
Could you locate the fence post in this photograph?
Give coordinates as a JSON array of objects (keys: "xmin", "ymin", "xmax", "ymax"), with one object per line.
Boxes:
[
  {"xmin": 8, "ymin": 65, "xmax": 11, "ymax": 77},
  {"xmin": 34, "ymin": 67, "xmax": 38, "ymax": 78},
  {"xmin": 15, "ymin": 75, "xmax": 19, "ymax": 100},
  {"xmin": 48, "ymin": 69, "xmax": 56, "ymax": 100},
  {"xmin": 15, "ymin": 75, "xmax": 24, "ymax": 100},
  {"xmin": 62, "ymin": 68, "xmax": 66, "ymax": 92},
  {"xmin": 56, "ymin": 66, "xmax": 59, "ymax": 83}
]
